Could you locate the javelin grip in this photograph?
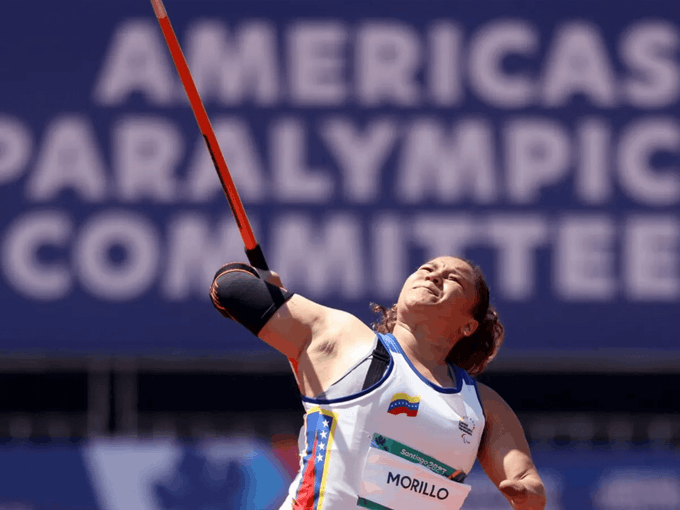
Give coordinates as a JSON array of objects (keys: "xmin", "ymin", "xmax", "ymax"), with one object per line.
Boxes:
[{"xmin": 245, "ymin": 244, "xmax": 269, "ymax": 271}]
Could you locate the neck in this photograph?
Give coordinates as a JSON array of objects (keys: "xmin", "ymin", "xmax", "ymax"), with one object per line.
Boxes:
[{"xmin": 392, "ymin": 321, "xmax": 454, "ymax": 367}]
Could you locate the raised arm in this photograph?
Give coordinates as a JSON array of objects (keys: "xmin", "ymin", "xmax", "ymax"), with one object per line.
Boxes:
[
  {"xmin": 210, "ymin": 262, "xmax": 375, "ymax": 396},
  {"xmin": 477, "ymin": 383, "xmax": 546, "ymax": 510}
]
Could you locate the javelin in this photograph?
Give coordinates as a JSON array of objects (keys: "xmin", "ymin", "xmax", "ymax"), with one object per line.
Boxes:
[{"xmin": 150, "ymin": 0, "xmax": 269, "ymax": 270}]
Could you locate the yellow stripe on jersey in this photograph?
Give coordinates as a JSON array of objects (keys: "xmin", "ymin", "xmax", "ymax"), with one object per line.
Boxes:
[{"xmin": 390, "ymin": 392, "xmax": 421, "ymax": 404}]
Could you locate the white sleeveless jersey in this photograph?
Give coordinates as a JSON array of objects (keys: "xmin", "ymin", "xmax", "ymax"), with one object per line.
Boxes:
[{"xmin": 280, "ymin": 333, "xmax": 486, "ymax": 510}]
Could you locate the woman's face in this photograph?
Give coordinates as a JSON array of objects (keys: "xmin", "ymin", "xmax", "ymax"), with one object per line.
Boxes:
[{"xmin": 397, "ymin": 256, "xmax": 478, "ymax": 333}]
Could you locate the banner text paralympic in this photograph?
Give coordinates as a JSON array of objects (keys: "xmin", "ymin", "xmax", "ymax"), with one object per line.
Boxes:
[{"xmin": 0, "ymin": 113, "xmax": 679, "ymax": 208}]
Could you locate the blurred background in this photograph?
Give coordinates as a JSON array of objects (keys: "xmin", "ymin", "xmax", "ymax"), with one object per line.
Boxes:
[{"xmin": 0, "ymin": 0, "xmax": 678, "ymax": 508}]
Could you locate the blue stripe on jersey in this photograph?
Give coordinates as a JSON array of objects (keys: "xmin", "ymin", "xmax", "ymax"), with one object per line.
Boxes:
[
  {"xmin": 378, "ymin": 333, "xmax": 401, "ymax": 353},
  {"xmin": 469, "ymin": 376, "xmax": 486, "ymax": 420},
  {"xmin": 381, "ymin": 333, "xmax": 466, "ymax": 395}
]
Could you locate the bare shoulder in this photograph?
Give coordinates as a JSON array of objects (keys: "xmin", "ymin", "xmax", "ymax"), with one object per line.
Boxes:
[
  {"xmin": 477, "ymin": 383, "xmax": 506, "ymax": 408},
  {"xmin": 477, "ymin": 382, "xmax": 517, "ymax": 426},
  {"xmin": 477, "ymin": 382, "xmax": 496, "ymax": 400}
]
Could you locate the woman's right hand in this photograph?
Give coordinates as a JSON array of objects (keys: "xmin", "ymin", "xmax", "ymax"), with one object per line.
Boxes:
[{"xmin": 256, "ymin": 269, "xmax": 284, "ymax": 289}]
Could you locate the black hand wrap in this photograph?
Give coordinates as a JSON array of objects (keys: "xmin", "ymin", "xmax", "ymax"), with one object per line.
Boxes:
[{"xmin": 209, "ymin": 262, "xmax": 294, "ymax": 335}]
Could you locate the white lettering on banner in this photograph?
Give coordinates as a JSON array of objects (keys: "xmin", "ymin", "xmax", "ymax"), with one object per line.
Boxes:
[
  {"xmin": 428, "ymin": 22, "xmax": 463, "ymax": 106},
  {"xmin": 1, "ymin": 210, "xmax": 73, "ymax": 300},
  {"xmin": 357, "ymin": 22, "xmax": 421, "ymax": 106},
  {"xmin": 26, "ymin": 116, "xmax": 108, "ymax": 202},
  {"xmin": 271, "ymin": 118, "xmax": 334, "ymax": 202},
  {"xmin": 185, "ymin": 117, "xmax": 267, "ymax": 202},
  {"xmin": 9, "ymin": 113, "xmax": 680, "ymax": 207},
  {"xmin": 542, "ymin": 22, "xmax": 617, "ymax": 107},
  {"xmin": 74, "ymin": 211, "xmax": 160, "ymax": 301},
  {"xmin": 618, "ymin": 117, "xmax": 680, "ymax": 205},
  {"xmin": 289, "ymin": 22, "xmax": 347, "ymax": 106},
  {"xmin": 0, "ymin": 211, "xmax": 679, "ymax": 302},
  {"xmin": 624, "ymin": 216, "xmax": 680, "ymax": 301},
  {"xmin": 373, "ymin": 215, "xmax": 409, "ymax": 300},
  {"xmin": 505, "ymin": 118, "xmax": 570, "ymax": 203},
  {"xmin": 554, "ymin": 216, "xmax": 616, "ymax": 301},
  {"xmin": 486, "ymin": 216, "xmax": 549, "ymax": 301},
  {"xmin": 0, "ymin": 116, "xmax": 32, "ymax": 185},
  {"xmin": 270, "ymin": 214, "xmax": 364, "ymax": 299},
  {"xmin": 321, "ymin": 117, "xmax": 398, "ymax": 203},
  {"xmin": 395, "ymin": 118, "xmax": 497, "ymax": 203},
  {"xmin": 469, "ymin": 20, "xmax": 538, "ymax": 108},
  {"xmin": 114, "ymin": 116, "xmax": 182, "ymax": 202},
  {"xmin": 6, "ymin": 16, "xmax": 680, "ymax": 314},
  {"xmin": 621, "ymin": 22, "xmax": 680, "ymax": 108},
  {"xmin": 93, "ymin": 20, "xmax": 176, "ymax": 106},
  {"xmin": 411, "ymin": 215, "xmax": 477, "ymax": 262},
  {"xmin": 184, "ymin": 20, "xmax": 278, "ymax": 105},
  {"xmin": 162, "ymin": 214, "xmax": 255, "ymax": 300},
  {"xmin": 576, "ymin": 118, "xmax": 612, "ymax": 204},
  {"xmin": 94, "ymin": 18, "xmax": 680, "ymax": 108}
]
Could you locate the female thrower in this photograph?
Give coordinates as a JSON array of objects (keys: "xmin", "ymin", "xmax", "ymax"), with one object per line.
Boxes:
[{"xmin": 210, "ymin": 255, "xmax": 546, "ymax": 510}]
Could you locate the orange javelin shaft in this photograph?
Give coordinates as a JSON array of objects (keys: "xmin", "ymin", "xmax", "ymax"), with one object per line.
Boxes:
[{"xmin": 150, "ymin": 0, "xmax": 268, "ymax": 269}]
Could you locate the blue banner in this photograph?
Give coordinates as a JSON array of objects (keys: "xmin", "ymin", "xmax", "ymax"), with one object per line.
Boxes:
[
  {"xmin": 0, "ymin": 439, "xmax": 677, "ymax": 510},
  {"xmin": 1, "ymin": 1, "xmax": 679, "ymax": 358}
]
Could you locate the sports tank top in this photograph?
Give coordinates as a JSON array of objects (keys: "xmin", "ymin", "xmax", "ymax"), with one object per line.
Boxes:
[{"xmin": 280, "ymin": 333, "xmax": 486, "ymax": 510}]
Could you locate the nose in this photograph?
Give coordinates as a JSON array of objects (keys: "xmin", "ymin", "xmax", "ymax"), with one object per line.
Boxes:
[{"xmin": 425, "ymin": 273, "xmax": 442, "ymax": 285}]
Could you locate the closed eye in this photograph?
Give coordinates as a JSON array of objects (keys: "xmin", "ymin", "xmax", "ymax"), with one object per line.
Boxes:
[
  {"xmin": 446, "ymin": 273, "xmax": 466, "ymax": 286},
  {"xmin": 447, "ymin": 276, "xmax": 462, "ymax": 286}
]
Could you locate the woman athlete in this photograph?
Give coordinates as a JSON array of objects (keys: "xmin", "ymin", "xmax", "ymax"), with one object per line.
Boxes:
[{"xmin": 210, "ymin": 255, "xmax": 546, "ymax": 510}]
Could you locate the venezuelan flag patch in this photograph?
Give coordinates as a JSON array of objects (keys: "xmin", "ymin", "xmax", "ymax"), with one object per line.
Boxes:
[{"xmin": 387, "ymin": 392, "xmax": 421, "ymax": 417}]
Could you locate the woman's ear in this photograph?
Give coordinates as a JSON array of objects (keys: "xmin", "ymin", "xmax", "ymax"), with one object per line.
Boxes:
[{"xmin": 462, "ymin": 319, "xmax": 479, "ymax": 337}]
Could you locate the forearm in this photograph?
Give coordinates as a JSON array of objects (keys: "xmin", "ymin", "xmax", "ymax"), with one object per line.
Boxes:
[
  {"xmin": 476, "ymin": 384, "xmax": 546, "ymax": 510},
  {"xmin": 500, "ymin": 469, "xmax": 546, "ymax": 510}
]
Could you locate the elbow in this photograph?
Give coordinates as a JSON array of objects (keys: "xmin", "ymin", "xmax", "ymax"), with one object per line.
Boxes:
[
  {"xmin": 533, "ymin": 485, "xmax": 547, "ymax": 510},
  {"xmin": 209, "ymin": 262, "xmax": 294, "ymax": 335},
  {"xmin": 523, "ymin": 479, "xmax": 547, "ymax": 510},
  {"xmin": 499, "ymin": 476, "xmax": 546, "ymax": 510},
  {"xmin": 520, "ymin": 474, "xmax": 546, "ymax": 510}
]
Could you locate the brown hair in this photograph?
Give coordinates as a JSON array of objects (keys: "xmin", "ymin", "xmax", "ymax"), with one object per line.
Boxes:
[{"xmin": 370, "ymin": 258, "xmax": 504, "ymax": 376}]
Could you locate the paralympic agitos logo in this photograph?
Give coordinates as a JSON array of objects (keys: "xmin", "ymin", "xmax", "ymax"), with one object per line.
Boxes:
[{"xmin": 386, "ymin": 471, "xmax": 449, "ymax": 500}]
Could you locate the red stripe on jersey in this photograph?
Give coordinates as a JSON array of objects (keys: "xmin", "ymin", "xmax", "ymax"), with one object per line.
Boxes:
[
  {"xmin": 293, "ymin": 442, "xmax": 317, "ymax": 509},
  {"xmin": 388, "ymin": 406, "xmax": 418, "ymax": 417}
]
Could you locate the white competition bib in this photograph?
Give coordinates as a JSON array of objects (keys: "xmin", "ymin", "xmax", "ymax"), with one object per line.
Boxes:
[{"xmin": 357, "ymin": 435, "xmax": 471, "ymax": 510}]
